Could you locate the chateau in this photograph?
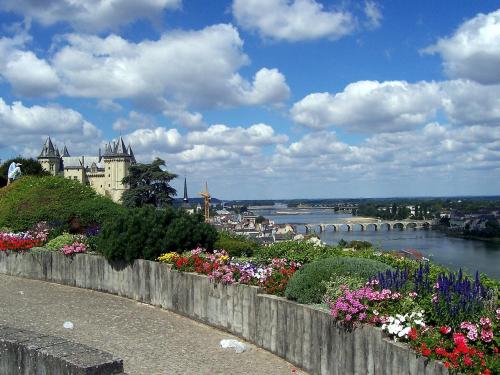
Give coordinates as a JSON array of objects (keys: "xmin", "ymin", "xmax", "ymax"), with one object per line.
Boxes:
[{"xmin": 38, "ymin": 136, "xmax": 136, "ymax": 203}]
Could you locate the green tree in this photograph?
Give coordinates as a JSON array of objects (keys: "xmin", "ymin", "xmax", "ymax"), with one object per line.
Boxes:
[
  {"xmin": 0, "ymin": 157, "xmax": 48, "ymax": 187},
  {"xmin": 121, "ymin": 158, "xmax": 177, "ymax": 208}
]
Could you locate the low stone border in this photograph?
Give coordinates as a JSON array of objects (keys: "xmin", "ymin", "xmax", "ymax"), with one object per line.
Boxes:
[
  {"xmin": 0, "ymin": 250, "xmax": 449, "ymax": 375},
  {"xmin": 0, "ymin": 324, "xmax": 124, "ymax": 375}
]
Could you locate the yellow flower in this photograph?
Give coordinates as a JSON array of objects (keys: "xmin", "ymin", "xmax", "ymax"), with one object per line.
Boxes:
[
  {"xmin": 157, "ymin": 252, "xmax": 179, "ymax": 263},
  {"xmin": 218, "ymin": 255, "xmax": 229, "ymax": 263}
]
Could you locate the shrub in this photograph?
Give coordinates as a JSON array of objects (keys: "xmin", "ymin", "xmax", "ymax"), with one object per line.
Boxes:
[
  {"xmin": 214, "ymin": 231, "xmax": 260, "ymax": 257},
  {"xmin": 0, "ymin": 176, "xmax": 125, "ymax": 231},
  {"xmin": 323, "ymin": 274, "xmax": 367, "ymax": 302},
  {"xmin": 255, "ymin": 239, "xmax": 340, "ymax": 263},
  {"xmin": 285, "ymin": 256, "xmax": 393, "ymax": 304},
  {"xmin": 45, "ymin": 233, "xmax": 75, "ymax": 250},
  {"xmin": 348, "ymin": 240, "xmax": 373, "ymax": 250},
  {"xmin": 94, "ymin": 206, "xmax": 217, "ymax": 262}
]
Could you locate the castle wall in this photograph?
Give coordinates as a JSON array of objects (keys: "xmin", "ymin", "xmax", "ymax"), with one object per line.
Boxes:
[{"xmin": 63, "ymin": 167, "xmax": 85, "ymax": 183}]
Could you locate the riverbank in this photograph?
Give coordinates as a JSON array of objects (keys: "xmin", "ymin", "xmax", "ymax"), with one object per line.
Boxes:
[{"xmin": 445, "ymin": 231, "xmax": 500, "ymax": 243}]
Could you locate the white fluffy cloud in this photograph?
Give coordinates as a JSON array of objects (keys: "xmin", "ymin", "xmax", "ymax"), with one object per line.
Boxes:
[
  {"xmin": 0, "ymin": 0, "xmax": 181, "ymax": 32},
  {"xmin": 1, "ymin": 25, "xmax": 290, "ymax": 112},
  {"xmin": 0, "ymin": 32, "xmax": 60, "ymax": 97},
  {"xmin": 424, "ymin": 9, "xmax": 500, "ymax": 84},
  {"xmin": 0, "ymin": 98, "xmax": 101, "ymax": 156},
  {"xmin": 441, "ymin": 80, "xmax": 500, "ymax": 125},
  {"xmin": 232, "ymin": 0, "xmax": 355, "ymax": 42},
  {"xmin": 291, "ymin": 80, "xmax": 441, "ymax": 131},
  {"xmin": 186, "ymin": 123, "xmax": 288, "ymax": 146}
]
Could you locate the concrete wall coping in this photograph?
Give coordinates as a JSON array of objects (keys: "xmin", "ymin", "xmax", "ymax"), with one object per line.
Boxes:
[
  {"xmin": 0, "ymin": 324, "xmax": 124, "ymax": 375},
  {"xmin": 0, "ymin": 250, "xmax": 449, "ymax": 375}
]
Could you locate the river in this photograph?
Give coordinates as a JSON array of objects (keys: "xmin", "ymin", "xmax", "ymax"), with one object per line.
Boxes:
[{"xmin": 253, "ymin": 208, "xmax": 500, "ymax": 279}]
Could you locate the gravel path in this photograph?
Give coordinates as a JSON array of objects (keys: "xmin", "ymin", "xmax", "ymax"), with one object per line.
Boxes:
[{"xmin": 0, "ymin": 274, "xmax": 307, "ymax": 375}]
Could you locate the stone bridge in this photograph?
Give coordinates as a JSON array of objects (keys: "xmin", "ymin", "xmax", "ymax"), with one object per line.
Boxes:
[{"xmin": 298, "ymin": 220, "xmax": 433, "ymax": 233}]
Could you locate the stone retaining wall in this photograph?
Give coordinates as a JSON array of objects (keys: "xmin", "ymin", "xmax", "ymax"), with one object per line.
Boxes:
[
  {"xmin": 0, "ymin": 324, "xmax": 124, "ymax": 375},
  {"xmin": 0, "ymin": 251, "xmax": 448, "ymax": 375}
]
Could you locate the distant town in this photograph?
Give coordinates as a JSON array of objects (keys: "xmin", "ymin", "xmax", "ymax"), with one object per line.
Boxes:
[{"xmin": 175, "ymin": 190, "xmax": 500, "ymax": 244}]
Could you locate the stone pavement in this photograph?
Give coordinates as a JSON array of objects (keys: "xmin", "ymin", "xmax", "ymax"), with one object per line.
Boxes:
[{"xmin": 0, "ymin": 274, "xmax": 307, "ymax": 375}]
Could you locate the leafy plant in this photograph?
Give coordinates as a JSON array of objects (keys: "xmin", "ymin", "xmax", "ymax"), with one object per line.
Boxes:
[
  {"xmin": 255, "ymin": 239, "xmax": 341, "ymax": 263},
  {"xmin": 285, "ymin": 256, "xmax": 392, "ymax": 304},
  {"xmin": 45, "ymin": 233, "xmax": 76, "ymax": 250},
  {"xmin": 214, "ymin": 231, "xmax": 261, "ymax": 257},
  {"xmin": 94, "ymin": 206, "xmax": 217, "ymax": 262}
]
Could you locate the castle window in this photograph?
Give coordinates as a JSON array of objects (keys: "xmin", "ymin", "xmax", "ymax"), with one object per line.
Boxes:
[
  {"xmin": 108, "ymin": 184, "xmax": 110, "ymax": 187},
  {"xmin": 73, "ymin": 176, "xmax": 77, "ymax": 180},
  {"xmin": 108, "ymin": 174, "xmax": 110, "ymax": 177}
]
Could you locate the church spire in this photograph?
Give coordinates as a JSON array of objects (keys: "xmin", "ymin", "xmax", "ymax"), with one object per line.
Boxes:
[{"xmin": 183, "ymin": 177, "xmax": 189, "ymax": 203}]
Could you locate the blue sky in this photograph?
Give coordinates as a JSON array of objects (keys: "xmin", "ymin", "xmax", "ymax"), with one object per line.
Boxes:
[{"xmin": 1, "ymin": 0, "xmax": 500, "ymax": 199}]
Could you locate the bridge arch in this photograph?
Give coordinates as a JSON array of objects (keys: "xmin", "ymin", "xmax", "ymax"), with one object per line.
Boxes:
[
  {"xmin": 406, "ymin": 222, "xmax": 417, "ymax": 230},
  {"xmin": 365, "ymin": 223, "xmax": 378, "ymax": 231},
  {"xmin": 379, "ymin": 223, "xmax": 390, "ymax": 231},
  {"xmin": 393, "ymin": 222, "xmax": 405, "ymax": 230}
]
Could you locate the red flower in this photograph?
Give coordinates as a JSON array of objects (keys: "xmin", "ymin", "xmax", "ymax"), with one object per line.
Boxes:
[
  {"xmin": 421, "ymin": 343, "xmax": 431, "ymax": 357},
  {"xmin": 463, "ymin": 355, "xmax": 472, "ymax": 366},
  {"xmin": 444, "ymin": 362, "xmax": 451, "ymax": 368},
  {"xmin": 439, "ymin": 326, "xmax": 451, "ymax": 335},
  {"xmin": 408, "ymin": 327, "xmax": 418, "ymax": 341}
]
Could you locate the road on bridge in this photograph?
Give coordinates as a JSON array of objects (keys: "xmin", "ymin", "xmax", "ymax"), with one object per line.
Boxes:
[{"xmin": 0, "ymin": 274, "xmax": 305, "ymax": 375}]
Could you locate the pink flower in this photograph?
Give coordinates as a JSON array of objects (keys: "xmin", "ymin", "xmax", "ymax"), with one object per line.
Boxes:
[
  {"xmin": 496, "ymin": 308, "xmax": 500, "ymax": 320},
  {"xmin": 408, "ymin": 292, "xmax": 418, "ymax": 298},
  {"xmin": 345, "ymin": 314, "xmax": 352, "ymax": 321},
  {"xmin": 480, "ymin": 317, "xmax": 491, "ymax": 327},
  {"xmin": 480, "ymin": 328, "xmax": 493, "ymax": 343},
  {"xmin": 431, "ymin": 294, "xmax": 438, "ymax": 303}
]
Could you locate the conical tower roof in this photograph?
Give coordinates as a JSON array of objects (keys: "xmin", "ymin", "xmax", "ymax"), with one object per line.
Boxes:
[
  {"xmin": 39, "ymin": 137, "xmax": 57, "ymax": 157},
  {"xmin": 127, "ymin": 144, "xmax": 136, "ymax": 163},
  {"xmin": 62, "ymin": 145, "xmax": 70, "ymax": 157},
  {"xmin": 115, "ymin": 136, "xmax": 128, "ymax": 155}
]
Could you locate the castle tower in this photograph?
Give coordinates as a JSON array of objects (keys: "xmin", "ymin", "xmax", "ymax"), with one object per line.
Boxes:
[
  {"xmin": 103, "ymin": 136, "xmax": 134, "ymax": 202},
  {"xmin": 38, "ymin": 137, "xmax": 61, "ymax": 175}
]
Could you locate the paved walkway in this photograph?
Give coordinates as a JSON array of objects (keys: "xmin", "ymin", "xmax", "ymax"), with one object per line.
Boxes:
[{"xmin": 0, "ymin": 274, "xmax": 307, "ymax": 375}]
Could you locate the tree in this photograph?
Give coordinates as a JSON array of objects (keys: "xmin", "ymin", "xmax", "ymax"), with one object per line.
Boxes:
[
  {"xmin": 121, "ymin": 158, "xmax": 177, "ymax": 208},
  {"xmin": 0, "ymin": 157, "xmax": 48, "ymax": 187}
]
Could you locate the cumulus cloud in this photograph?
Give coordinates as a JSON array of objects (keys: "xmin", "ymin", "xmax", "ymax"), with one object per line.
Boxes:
[
  {"xmin": 123, "ymin": 127, "xmax": 184, "ymax": 154},
  {"xmin": 186, "ymin": 123, "xmax": 288, "ymax": 146},
  {"xmin": 0, "ymin": 0, "xmax": 181, "ymax": 32},
  {"xmin": 291, "ymin": 80, "xmax": 441, "ymax": 131},
  {"xmin": 0, "ymin": 98, "xmax": 101, "ymax": 156},
  {"xmin": 440, "ymin": 80, "xmax": 500, "ymax": 125},
  {"xmin": 2, "ymin": 25, "xmax": 290, "ymax": 110},
  {"xmin": 232, "ymin": 0, "xmax": 355, "ymax": 42},
  {"xmin": 424, "ymin": 9, "xmax": 500, "ymax": 84},
  {"xmin": 0, "ymin": 33, "xmax": 60, "ymax": 97}
]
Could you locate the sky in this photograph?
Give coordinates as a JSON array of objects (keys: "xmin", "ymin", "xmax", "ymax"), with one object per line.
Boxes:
[{"xmin": 1, "ymin": 1, "xmax": 500, "ymax": 199}]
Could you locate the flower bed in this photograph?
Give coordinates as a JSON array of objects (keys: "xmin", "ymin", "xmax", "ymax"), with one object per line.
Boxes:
[
  {"xmin": 158, "ymin": 248, "xmax": 301, "ymax": 296},
  {"xmin": 158, "ymin": 244, "xmax": 499, "ymax": 374},
  {"xmin": 327, "ymin": 265, "xmax": 499, "ymax": 374}
]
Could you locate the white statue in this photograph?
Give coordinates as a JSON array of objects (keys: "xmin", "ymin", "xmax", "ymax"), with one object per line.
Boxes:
[{"xmin": 7, "ymin": 162, "xmax": 22, "ymax": 185}]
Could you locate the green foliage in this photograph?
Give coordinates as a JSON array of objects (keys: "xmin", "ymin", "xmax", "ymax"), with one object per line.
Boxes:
[
  {"xmin": 0, "ymin": 158, "xmax": 49, "ymax": 187},
  {"xmin": 285, "ymin": 256, "xmax": 393, "ymax": 304},
  {"xmin": 121, "ymin": 158, "xmax": 177, "ymax": 208},
  {"xmin": 214, "ymin": 231, "xmax": 261, "ymax": 257},
  {"xmin": 348, "ymin": 240, "xmax": 373, "ymax": 250},
  {"xmin": 94, "ymin": 206, "xmax": 217, "ymax": 262},
  {"xmin": 45, "ymin": 233, "xmax": 76, "ymax": 250},
  {"xmin": 323, "ymin": 274, "xmax": 366, "ymax": 302},
  {"xmin": 255, "ymin": 240, "xmax": 341, "ymax": 263},
  {"xmin": 0, "ymin": 175, "xmax": 125, "ymax": 231}
]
